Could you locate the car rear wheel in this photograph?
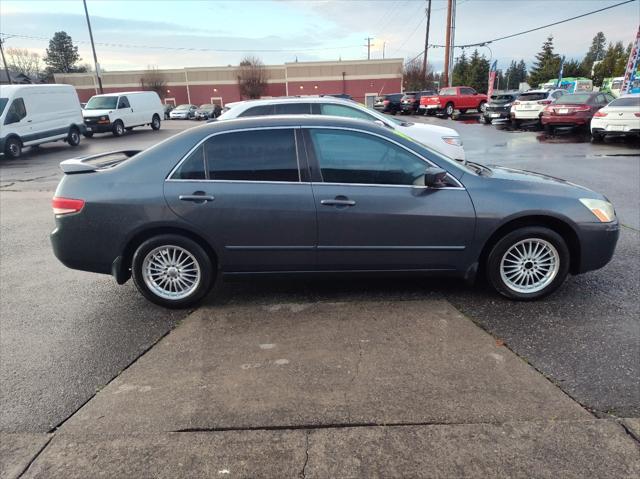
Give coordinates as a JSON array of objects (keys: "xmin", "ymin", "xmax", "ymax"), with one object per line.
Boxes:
[
  {"xmin": 482, "ymin": 115, "xmax": 492, "ymax": 124},
  {"xmin": 151, "ymin": 114, "xmax": 161, "ymax": 130},
  {"xmin": 511, "ymin": 118, "xmax": 521, "ymax": 128},
  {"xmin": 112, "ymin": 120, "xmax": 125, "ymax": 137},
  {"xmin": 4, "ymin": 137, "xmax": 22, "ymax": 159},
  {"xmin": 132, "ymin": 234, "xmax": 214, "ymax": 308},
  {"xmin": 591, "ymin": 131, "xmax": 603, "ymax": 142},
  {"xmin": 477, "ymin": 101, "xmax": 486, "ymax": 113},
  {"xmin": 444, "ymin": 103, "xmax": 454, "ymax": 117},
  {"xmin": 67, "ymin": 127, "xmax": 81, "ymax": 146},
  {"xmin": 83, "ymin": 131, "xmax": 94, "ymax": 138},
  {"xmin": 486, "ymin": 226, "xmax": 570, "ymax": 300}
]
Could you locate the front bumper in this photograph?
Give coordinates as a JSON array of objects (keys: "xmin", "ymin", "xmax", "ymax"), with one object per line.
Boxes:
[
  {"xmin": 170, "ymin": 113, "xmax": 190, "ymax": 119},
  {"xmin": 83, "ymin": 118, "xmax": 113, "ymax": 133},
  {"xmin": 483, "ymin": 106, "xmax": 510, "ymax": 119},
  {"xmin": 575, "ymin": 220, "xmax": 619, "ymax": 274}
]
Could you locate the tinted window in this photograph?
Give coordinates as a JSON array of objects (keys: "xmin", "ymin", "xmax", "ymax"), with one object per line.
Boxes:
[
  {"xmin": 556, "ymin": 93, "xmax": 592, "ymax": 104},
  {"xmin": 517, "ymin": 92, "xmax": 547, "ymax": 101},
  {"xmin": 239, "ymin": 105, "xmax": 275, "ymax": 117},
  {"xmin": 172, "ymin": 146, "xmax": 206, "ymax": 180},
  {"xmin": 205, "ymin": 129, "xmax": 298, "ymax": 182},
  {"xmin": 605, "ymin": 94, "xmax": 616, "ymax": 103},
  {"xmin": 319, "ymin": 103, "xmax": 376, "ymax": 121},
  {"xmin": 388, "ymin": 94, "xmax": 403, "ymax": 101},
  {"xmin": 461, "ymin": 88, "xmax": 475, "ymax": 95},
  {"xmin": 310, "ymin": 129, "xmax": 426, "ymax": 186},
  {"xmin": 274, "ymin": 103, "xmax": 311, "ymax": 114},
  {"xmin": 4, "ymin": 98, "xmax": 27, "ymax": 125},
  {"xmin": 552, "ymin": 91, "xmax": 565, "ymax": 99},
  {"xmin": 439, "ymin": 88, "xmax": 456, "ymax": 96},
  {"xmin": 0, "ymin": 98, "xmax": 9, "ymax": 116},
  {"xmin": 118, "ymin": 97, "xmax": 130, "ymax": 109},
  {"xmin": 610, "ymin": 96, "xmax": 640, "ymax": 107}
]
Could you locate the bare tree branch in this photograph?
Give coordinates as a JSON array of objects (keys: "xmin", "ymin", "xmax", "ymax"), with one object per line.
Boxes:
[
  {"xmin": 6, "ymin": 47, "xmax": 42, "ymax": 79},
  {"xmin": 140, "ymin": 66, "xmax": 167, "ymax": 99},
  {"xmin": 236, "ymin": 56, "xmax": 267, "ymax": 99}
]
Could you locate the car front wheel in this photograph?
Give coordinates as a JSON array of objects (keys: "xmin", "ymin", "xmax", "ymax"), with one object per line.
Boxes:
[
  {"xmin": 132, "ymin": 234, "xmax": 214, "ymax": 308},
  {"xmin": 486, "ymin": 226, "xmax": 570, "ymax": 300},
  {"xmin": 151, "ymin": 114, "xmax": 161, "ymax": 130}
]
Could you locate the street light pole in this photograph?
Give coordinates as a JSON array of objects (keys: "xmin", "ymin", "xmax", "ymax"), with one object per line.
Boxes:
[
  {"xmin": 0, "ymin": 38, "xmax": 12, "ymax": 84},
  {"xmin": 82, "ymin": 0, "xmax": 103, "ymax": 93}
]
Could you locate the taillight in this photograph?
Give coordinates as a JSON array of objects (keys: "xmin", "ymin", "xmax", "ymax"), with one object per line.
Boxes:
[
  {"xmin": 383, "ymin": 100, "xmax": 389, "ymax": 105},
  {"xmin": 635, "ymin": 113, "xmax": 640, "ymax": 117},
  {"xmin": 593, "ymin": 111, "xmax": 608, "ymax": 118},
  {"xmin": 52, "ymin": 197, "xmax": 85, "ymax": 216},
  {"xmin": 537, "ymin": 100, "xmax": 552, "ymax": 105},
  {"xmin": 573, "ymin": 106, "xmax": 591, "ymax": 112}
]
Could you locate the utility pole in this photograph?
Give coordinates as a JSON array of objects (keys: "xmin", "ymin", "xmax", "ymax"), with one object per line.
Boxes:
[
  {"xmin": 364, "ymin": 37, "xmax": 374, "ymax": 60},
  {"xmin": 0, "ymin": 38, "xmax": 12, "ymax": 84},
  {"xmin": 443, "ymin": 0, "xmax": 452, "ymax": 86},
  {"xmin": 83, "ymin": 0, "xmax": 103, "ymax": 93},
  {"xmin": 449, "ymin": 0, "xmax": 456, "ymax": 86},
  {"xmin": 422, "ymin": 0, "xmax": 432, "ymax": 77}
]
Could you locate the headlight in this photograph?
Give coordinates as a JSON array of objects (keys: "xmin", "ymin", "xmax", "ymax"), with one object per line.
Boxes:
[
  {"xmin": 442, "ymin": 136, "xmax": 462, "ymax": 147},
  {"xmin": 100, "ymin": 116, "xmax": 107, "ymax": 121},
  {"xmin": 579, "ymin": 198, "xmax": 615, "ymax": 222},
  {"xmin": 503, "ymin": 103, "xmax": 511, "ymax": 108}
]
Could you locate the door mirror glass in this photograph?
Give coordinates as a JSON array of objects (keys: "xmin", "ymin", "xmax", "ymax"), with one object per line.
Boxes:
[{"xmin": 420, "ymin": 166, "xmax": 448, "ymax": 188}]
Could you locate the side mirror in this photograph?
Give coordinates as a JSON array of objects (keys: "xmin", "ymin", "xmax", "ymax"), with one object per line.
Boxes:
[
  {"xmin": 423, "ymin": 166, "xmax": 448, "ymax": 187},
  {"xmin": 473, "ymin": 92, "xmax": 478, "ymax": 95}
]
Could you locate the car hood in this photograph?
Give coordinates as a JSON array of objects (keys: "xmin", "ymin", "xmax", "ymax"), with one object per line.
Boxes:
[
  {"xmin": 487, "ymin": 165, "xmax": 595, "ymax": 193},
  {"xmin": 397, "ymin": 121, "xmax": 457, "ymax": 137},
  {"xmin": 82, "ymin": 109, "xmax": 113, "ymax": 117}
]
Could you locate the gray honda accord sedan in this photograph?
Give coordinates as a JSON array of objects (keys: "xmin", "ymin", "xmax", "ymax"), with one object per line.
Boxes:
[{"xmin": 51, "ymin": 115, "xmax": 618, "ymax": 308}]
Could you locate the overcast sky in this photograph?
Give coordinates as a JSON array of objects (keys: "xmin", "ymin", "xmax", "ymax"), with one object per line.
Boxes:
[{"xmin": 1, "ymin": 0, "xmax": 637, "ymax": 72}]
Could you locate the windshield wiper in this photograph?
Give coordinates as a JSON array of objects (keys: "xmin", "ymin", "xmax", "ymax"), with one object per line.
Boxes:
[{"xmin": 465, "ymin": 161, "xmax": 492, "ymax": 175}]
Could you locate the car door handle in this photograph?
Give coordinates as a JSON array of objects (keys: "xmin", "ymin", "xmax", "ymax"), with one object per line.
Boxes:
[
  {"xmin": 320, "ymin": 199, "xmax": 356, "ymax": 207},
  {"xmin": 179, "ymin": 194, "xmax": 215, "ymax": 203}
]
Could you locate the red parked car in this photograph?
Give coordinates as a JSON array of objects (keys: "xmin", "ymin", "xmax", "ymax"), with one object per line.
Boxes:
[
  {"xmin": 420, "ymin": 86, "xmax": 488, "ymax": 117},
  {"xmin": 541, "ymin": 92, "xmax": 616, "ymax": 133}
]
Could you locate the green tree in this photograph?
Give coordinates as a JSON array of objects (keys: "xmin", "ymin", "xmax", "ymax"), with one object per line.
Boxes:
[
  {"xmin": 516, "ymin": 60, "xmax": 528, "ymax": 88},
  {"xmin": 528, "ymin": 36, "xmax": 561, "ymax": 87},
  {"xmin": 467, "ymin": 49, "xmax": 490, "ymax": 93},
  {"xmin": 562, "ymin": 59, "xmax": 583, "ymax": 78},
  {"xmin": 592, "ymin": 42, "xmax": 627, "ymax": 86},
  {"xmin": 452, "ymin": 51, "xmax": 469, "ymax": 86},
  {"xmin": 43, "ymin": 31, "xmax": 84, "ymax": 74},
  {"xmin": 580, "ymin": 32, "xmax": 606, "ymax": 76}
]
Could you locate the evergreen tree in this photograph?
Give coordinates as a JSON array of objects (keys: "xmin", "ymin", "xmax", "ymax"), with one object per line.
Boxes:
[
  {"xmin": 43, "ymin": 31, "xmax": 84, "ymax": 74},
  {"xmin": 467, "ymin": 49, "xmax": 490, "ymax": 93},
  {"xmin": 563, "ymin": 59, "xmax": 583, "ymax": 78},
  {"xmin": 592, "ymin": 42, "xmax": 627, "ymax": 86},
  {"xmin": 528, "ymin": 36, "xmax": 561, "ymax": 87},
  {"xmin": 504, "ymin": 60, "xmax": 517, "ymax": 89},
  {"xmin": 452, "ymin": 51, "xmax": 469, "ymax": 86},
  {"xmin": 580, "ymin": 32, "xmax": 606, "ymax": 76},
  {"xmin": 516, "ymin": 60, "xmax": 528, "ymax": 88}
]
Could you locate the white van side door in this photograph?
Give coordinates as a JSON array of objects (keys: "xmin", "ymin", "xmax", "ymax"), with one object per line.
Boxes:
[{"xmin": 116, "ymin": 96, "xmax": 134, "ymax": 126}]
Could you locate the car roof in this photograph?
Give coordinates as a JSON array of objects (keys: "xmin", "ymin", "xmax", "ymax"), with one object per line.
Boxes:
[
  {"xmin": 203, "ymin": 114, "xmax": 387, "ymax": 132},
  {"xmin": 225, "ymin": 96, "xmax": 363, "ymax": 109}
]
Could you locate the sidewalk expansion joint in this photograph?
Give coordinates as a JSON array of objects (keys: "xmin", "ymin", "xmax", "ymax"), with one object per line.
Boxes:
[
  {"xmin": 299, "ymin": 430, "xmax": 310, "ymax": 479},
  {"xmin": 17, "ymin": 434, "xmax": 54, "ymax": 479},
  {"xmin": 618, "ymin": 420, "xmax": 640, "ymax": 445}
]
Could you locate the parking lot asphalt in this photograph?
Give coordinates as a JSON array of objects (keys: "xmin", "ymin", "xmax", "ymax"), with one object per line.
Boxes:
[{"xmin": 0, "ymin": 115, "xmax": 638, "ymax": 440}]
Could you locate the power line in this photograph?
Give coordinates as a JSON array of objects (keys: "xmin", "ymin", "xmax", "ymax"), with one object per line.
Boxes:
[
  {"xmin": 0, "ymin": 32, "xmax": 364, "ymax": 54},
  {"xmin": 406, "ymin": 0, "xmax": 636, "ymax": 62}
]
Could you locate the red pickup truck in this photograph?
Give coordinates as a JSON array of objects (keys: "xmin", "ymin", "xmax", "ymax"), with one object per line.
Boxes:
[{"xmin": 419, "ymin": 86, "xmax": 488, "ymax": 117}]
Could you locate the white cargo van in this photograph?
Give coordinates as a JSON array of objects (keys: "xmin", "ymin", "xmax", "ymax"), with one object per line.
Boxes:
[
  {"xmin": 82, "ymin": 91, "xmax": 163, "ymax": 137},
  {"xmin": 0, "ymin": 84, "xmax": 85, "ymax": 159}
]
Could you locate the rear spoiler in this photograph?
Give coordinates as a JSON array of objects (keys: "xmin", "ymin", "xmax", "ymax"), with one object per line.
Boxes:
[{"xmin": 60, "ymin": 150, "xmax": 141, "ymax": 174}]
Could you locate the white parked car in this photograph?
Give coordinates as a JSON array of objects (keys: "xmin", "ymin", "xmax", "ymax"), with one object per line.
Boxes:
[
  {"xmin": 591, "ymin": 93, "xmax": 640, "ymax": 141},
  {"xmin": 82, "ymin": 91, "xmax": 163, "ymax": 137},
  {"xmin": 0, "ymin": 84, "xmax": 85, "ymax": 159},
  {"xmin": 510, "ymin": 89, "xmax": 566, "ymax": 126},
  {"xmin": 169, "ymin": 104, "xmax": 198, "ymax": 120},
  {"xmin": 217, "ymin": 97, "xmax": 466, "ymax": 160}
]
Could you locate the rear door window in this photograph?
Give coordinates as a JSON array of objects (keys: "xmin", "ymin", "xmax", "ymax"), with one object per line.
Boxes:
[
  {"xmin": 319, "ymin": 103, "xmax": 376, "ymax": 121},
  {"xmin": 3, "ymin": 98, "xmax": 27, "ymax": 124},
  {"xmin": 205, "ymin": 129, "xmax": 299, "ymax": 182},
  {"xmin": 172, "ymin": 146, "xmax": 206, "ymax": 180},
  {"xmin": 238, "ymin": 105, "xmax": 275, "ymax": 117},
  {"xmin": 460, "ymin": 88, "xmax": 475, "ymax": 95},
  {"xmin": 274, "ymin": 103, "xmax": 311, "ymax": 114}
]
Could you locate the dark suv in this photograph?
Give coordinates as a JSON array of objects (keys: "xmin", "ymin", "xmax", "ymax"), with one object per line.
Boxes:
[
  {"xmin": 400, "ymin": 90, "xmax": 436, "ymax": 115},
  {"xmin": 373, "ymin": 93, "xmax": 403, "ymax": 115},
  {"xmin": 482, "ymin": 91, "xmax": 520, "ymax": 124}
]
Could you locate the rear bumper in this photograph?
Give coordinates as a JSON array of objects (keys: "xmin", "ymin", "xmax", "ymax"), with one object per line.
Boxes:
[
  {"xmin": 591, "ymin": 127, "xmax": 640, "ymax": 137},
  {"xmin": 512, "ymin": 110, "xmax": 543, "ymax": 120},
  {"xmin": 575, "ymin": 220, "xmax": 619, "ymax": 274},
  {"xmin": 541, "ymin": 115, "xmax": 590, "ymax": 126}
]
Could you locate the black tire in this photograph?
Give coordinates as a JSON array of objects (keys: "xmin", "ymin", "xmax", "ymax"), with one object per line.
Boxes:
[
  {"xmin": 511, "ymin": 118, "xmax": 521, "ymax": 129},
  {"xmin": 591, "ymin": 131, "xmax": 603, "ymax": 142},
  {"xmin": 477, "ymin": 101, "xmax": 486, "ymax": 113},
  {"xmin": 544, "ymin": 124, "xmax": 554, "ymax": 135},
  {"xmin": 481, "ymin": 115, "xmax": 492, "ymax": 124},
  {"xmin": 3, "ymin": 137, "xmax": 22, "ymax": 159},
  {"xmin": 151, "ymin": 114, "xmax": 161, "ymax": 130},
  {"xmin": 486, "ymin": 226, "xmax": 570, "ymax": 301},
  {"xmin": 126, "ymin": 127, "xmax": 134, "ymax": 131},
  {"xmin": 83, "ymin": 131, "xmax": 94, "ymax": 138},
  {"xmin": 112, "ymin": 120, "xmax": 125, "ymax": 137},
  {"xmin": 132, "ymin": 234, "xmax": 215, "ymax": 308},
  {"xmin": 444, "ymin": 103, "xmax": 454, "ymax": 117},
  {"xmin": 67, "ymin": 127, "xmax": 81, "ymax": 146}
]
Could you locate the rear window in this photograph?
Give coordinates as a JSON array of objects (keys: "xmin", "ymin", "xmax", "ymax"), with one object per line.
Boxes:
[
  {"xmin": 555, "ymin": 93, "xmax": 592, "ymax": 104},
  {"xmin": 238, "ymin": 105, "xmax": 275, "ymax": 117},
  {"xmin": 610, "ymin": 96, "xmax": 640, "ymax": 107},
  {"xmin": 491, "ymin": 94, "xmax": 516, "ymax": 101},
  {"xmin": 517, "ymin": 92, "xmax": 547, "ymax": 101},
  {"xmin": 386, "ymin": 94, "xmax": 403, "ymax": 101},
  {"xmin": 401, "ymin": 93, "xmax": 416, "ymax": 100},
  {"xmin": 439, "ymin": 88, "xmax": 456, "ymax": 96}
]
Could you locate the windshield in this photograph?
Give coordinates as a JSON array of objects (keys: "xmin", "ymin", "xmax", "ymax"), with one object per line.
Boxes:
[
  {"xmin": 517, "ymin": 92, "xmax": 547, "ymax": 101},
  {"xmin": 611, "ymin": 81, "xmax": 623, "ymax": 89},
  {"xmin": 491, "ymin": 94, "xmax": 515, "ymax": 102},
  {"xmin": 85, "ymin": 96, "xmax": 118, "ymax": 110},
  {"xmin": 175, "ymin": 104, "xmax": 191, "ymax": 110},
  {"xmin": 199, "ymin": 104, "xmax": 214, "ymax": 109},
  {"xmin": 0, "ymin": 98, "xmax": 8, "ymax": 116},
  {"xmin": 610, "ymin": 96, "xmax": 640, "ymax": 107},
  {"xmin": 556, "ymin": 93, "xmax": 592, "ymax": 104}
]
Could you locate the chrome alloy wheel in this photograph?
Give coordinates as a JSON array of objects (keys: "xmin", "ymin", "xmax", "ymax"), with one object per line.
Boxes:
[
  {"xmin": 142, "ymin": 246, "xmax": 201, "ymax": 300},
  {"xmin": 499, "ymin": 238, "xmax": 560, "ymax": 294}
]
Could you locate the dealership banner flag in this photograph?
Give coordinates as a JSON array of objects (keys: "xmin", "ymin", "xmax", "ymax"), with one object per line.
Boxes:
[
  {"xmin": 557, "ymin": 56, "xmax": 565, "ymax": 87},
  {"xmin": 487, "ymin": 61, "xmax": 497, "ymax": 99},
  {"xmin": 621, "ymin": 25, "xmax": 639, "ymax": 94}
]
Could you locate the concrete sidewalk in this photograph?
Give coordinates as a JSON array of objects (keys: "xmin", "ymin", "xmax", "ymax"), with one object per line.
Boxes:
[{"xmin": 4, "ymin": 300, "xmax": 639, "ymax": 478}]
